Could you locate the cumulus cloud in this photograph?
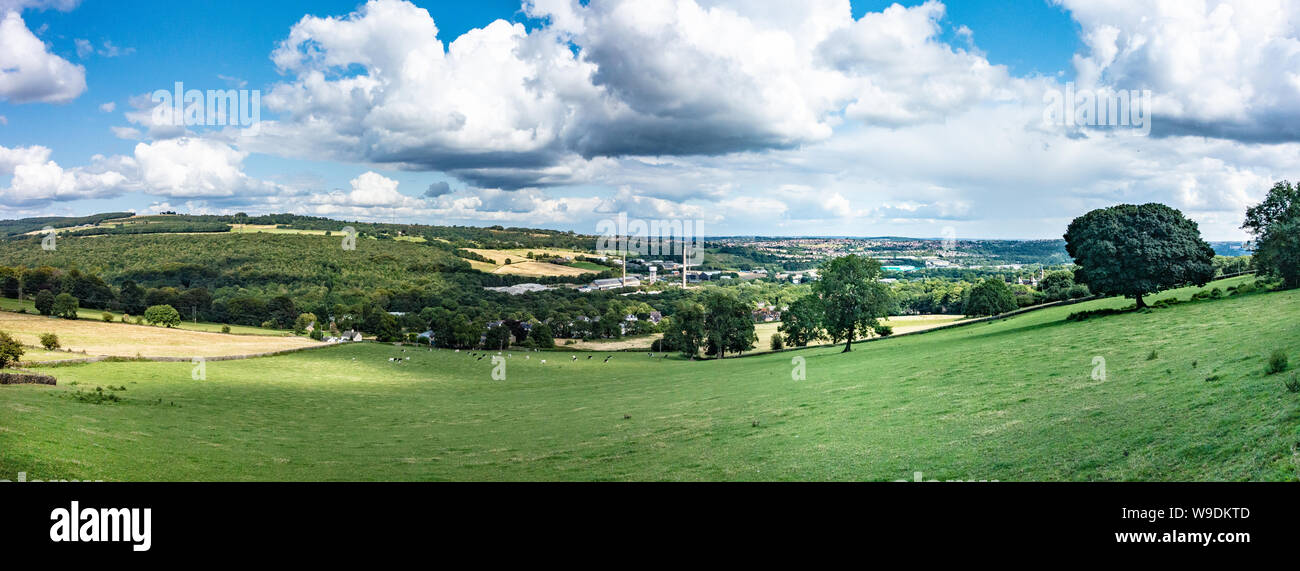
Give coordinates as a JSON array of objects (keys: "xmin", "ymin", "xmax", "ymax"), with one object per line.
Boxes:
[
  {"xmin": 133, "ymin": 138, "xmax": 282, "ymax": 198},
  {"xmin": 310, "ymin": 171, "xmax": 414, "ymax": 208},
  {"xmin": 244, "ymin": 0, "xmax": 1012, "ymax": 189},
  {"xmin": 9, "ymin": 0, "xmax": 1300, "ymax": 240},
  {"xmin": 1058, "ymin": 0, "xmax": 1300, "ymax": 142},
  {"xmin": 0, "ymin": 144, "xmax": 128, "ymax": 204},
  {"xmin": 0, "ymin": 11, "xmax": 87, "ymax": 104},
  {"xmin": 1, "ymin": 138, "xmax": 287, "ymax": 206}
]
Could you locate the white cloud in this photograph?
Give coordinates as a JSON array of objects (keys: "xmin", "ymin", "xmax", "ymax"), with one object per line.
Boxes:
[
  {"xmin": 9, "ymin": 0, "xmax": 1300, "ymax": 241},
  {"xmin": 1058, "ymin": 0, "xmax": 1300, "ymax": 142},
  {"xmin": 310, "ymin": 171, "xmax": 414, "ymax": 208},
  {"xmin": 246, "ymin": 0, "xmax": 1011, "ymax": 189},
  {"xmin": 2, "ymin": 137, "xmax": 290, "ymax": 206},
  {"xmin": 133, "ymin": 138, "xmax": 282, "ymax": 198},
  {"xmin": 0, "ymin": 143, "xmax": 50, "ymax": 174},
  {"xmin": 122, "ymin": 92, "xmax": 189, "ymax": 140},
  {"xmin": 74, "ymin": 37, "xmax": 92, "ymax": 58},
  {"xmin": 97, "ymin": 39, "xmax": 132, "ymax": 57},
  {"xmin": 99, "ymin": 101, "xmax": 115, "ymax": 112},
  {"xmin": 0, "ymin": 1, "xmax": 80, "ymax": 11},
  {"xmin": 110, "ymin": 125, "xmax": 141, "ymax": 140},
  {"xmin": 0, "ymin": 11, "xmax": 87, "ymax": 103},
  {"xmin": 0, "ymin": 144, "xmax": 128, "ymax": 204}
]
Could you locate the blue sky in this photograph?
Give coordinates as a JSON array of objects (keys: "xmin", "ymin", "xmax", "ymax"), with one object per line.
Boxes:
[{"xmin": 2, "ymin": 0, "xmax": 1296, "ymax": 240}]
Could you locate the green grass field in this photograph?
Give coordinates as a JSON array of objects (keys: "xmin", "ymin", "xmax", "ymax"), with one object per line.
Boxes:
[{"xmin": 2, "ymin": 277, "xmax": 1297, "ymax": 481}]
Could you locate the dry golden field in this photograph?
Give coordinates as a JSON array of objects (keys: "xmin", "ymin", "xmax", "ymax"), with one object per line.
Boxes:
[
  {"xmin": 560, "ymin": 315, "xmax": 969, "ymax": 353},
  {"xmin": 0, "ymin": 311, "xmax": 320, "ymax": 358},
  {"xmin": 462, "ymin": 248, "xmax": 596, "ymax": 277}
]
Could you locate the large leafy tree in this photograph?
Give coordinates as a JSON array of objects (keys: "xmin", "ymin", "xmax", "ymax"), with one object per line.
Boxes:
[
  {"xmin": 528, "ymin": 322, "xmax": 555, "ymax": 348},
  {"xmin": 144, "ymin": 304, "xmax": 183, "ymax": 327},
  {"xmin": 52, "ymin": 293, "xmax": 79, "ymax": 319},
  {"xmin": 268, "ymin": 295, "xmax": 298, "ymax": 329},
  {"xmin": 778, "ymin": 294, "xmax": 825, "ymax": 347},
  {"xmin": 1064, "ymin": 203, "xmax": 1215, "ymax": 309},
  {"xmin": 0, "ymin": 331, "xmax": 24, "ymax": 369},
  {"xmin": 1243, "ymin": 181, "xmax": 1300, "ymax": 289},
  {"xmin": 484, "ymin": 324, "xmax": 512, "ymax": 350},
  {"xmin": 60, "ymin": 270, "xmax": 113, "ymax": 310},
  {"xmin": 665, "ymin": 300, "xmax": 706, "ymax": 359},
  {"xmin": 1038, "ymin": 270, "xmax": 1076, "ymax": 301},
  {"xmin": 144, "ymin": 304, "xmax": 182, "ymax": 327},
  {"xmin": 118, "ymin": 280, "xmax": 147, "ymax": 315},
  {"xmin": 963, "ymin": 278, "xmax": 1017, "ymax": 316},
  {"xmin": 34, "ymin": 289, "xmax": 55, "ymax": 316},
  {"xmin": 702, "ymin": 289, "xmax": 756, "ymax": 358},
  {"xmin": 813, "ymin": 254, "xmax": 893, "ymax": 353}
]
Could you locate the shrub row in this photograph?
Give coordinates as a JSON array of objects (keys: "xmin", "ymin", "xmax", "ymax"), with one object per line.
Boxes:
[{"xmin": 0, "ymin": 371, "xmax": 57, "ymax": 385}]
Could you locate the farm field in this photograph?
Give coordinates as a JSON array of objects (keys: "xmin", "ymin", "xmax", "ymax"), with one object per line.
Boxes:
[
  {"xmin": 229, "ymin": 224, "xmax": 330, "ymax": 236},
  {"xmin": 462, "ymin": 248, "xmax": 598, "ymax": 277},
  {"xmin": 563, "ymin": 315, "xmax": 969, "ymax": 353},
  {"xmin": 0, "ymin": 298, "xmax": 291, "ymax": 337},
  {"xmin": 0, "ymin": 310, "xmax": 319, "ymax": 358},
  {"xmin": 2, "ymin": 276, "xmax": 1296, "ymax": 481},
  {"xmin": 14, "ymin": 349, "xmax": 74, "ymax": 363}
]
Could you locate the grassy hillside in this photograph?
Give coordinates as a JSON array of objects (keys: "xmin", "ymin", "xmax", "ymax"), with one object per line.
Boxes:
[{"xmin": 1, "ymin": 277, "xmax": 1297, "ymax": 481}]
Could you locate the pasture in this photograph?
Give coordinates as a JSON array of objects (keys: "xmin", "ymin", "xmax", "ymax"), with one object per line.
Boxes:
[{"xmin": 1, "ymin": 276, "xmax": 1297, "ymax": 481}]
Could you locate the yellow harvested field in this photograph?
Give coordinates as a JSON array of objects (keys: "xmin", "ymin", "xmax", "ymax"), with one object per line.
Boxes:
[
  {"xmin": 562, "ymin": 315, "xmax": 969, "ymax": 353},
  {"xmin": 492, "ymin": 262, "xmax": 592, "ymax": 277},
  {"xmin": 464, "ymin": 259, "xmax": 498, "ymax": 273},
  {"xmin": 562, "ymin": 335, "xmax": 662, "ymax": 351},
  {"xmin": 882, "ymin": 314, "xmax": 968, "ymax": 334},
  {"xmin": 0, "ymin": 311, "xmax": 320, "ymax": 358},
  {"xmin": 229, "ymin": 224, "xmax": 329, "ymax": 235},
  {"xmin": 463, "ymin": 248, "xmax": 595, "ymax": 277}
]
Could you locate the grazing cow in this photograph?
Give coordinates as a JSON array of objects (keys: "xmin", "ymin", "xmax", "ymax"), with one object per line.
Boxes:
[{"xmin": 540, "ymin": 360, "xmax": 546, "ymax": 364}]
